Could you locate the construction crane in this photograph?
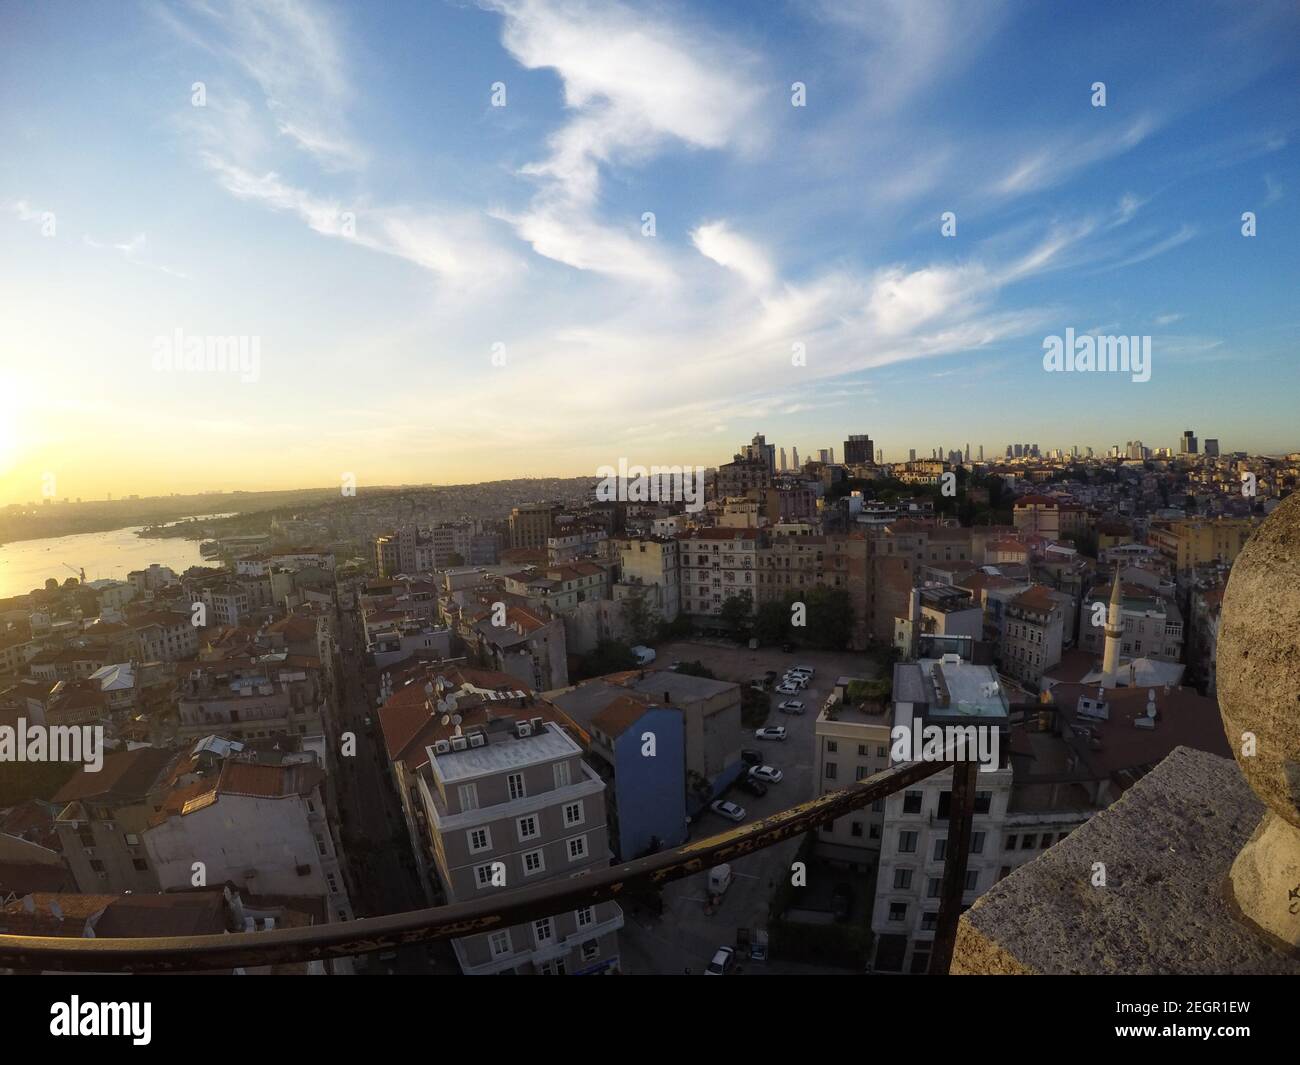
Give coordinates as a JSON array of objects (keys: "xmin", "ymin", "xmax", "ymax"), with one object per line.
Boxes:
[{"xmin": 61, "ymin": 562, "xmax": 86, "ymax": 582}]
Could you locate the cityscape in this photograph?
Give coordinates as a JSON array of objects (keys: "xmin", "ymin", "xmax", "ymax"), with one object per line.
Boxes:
[{"xmin": 0, "ymin": 0, "xmax": 1297, "ymax": 1036}]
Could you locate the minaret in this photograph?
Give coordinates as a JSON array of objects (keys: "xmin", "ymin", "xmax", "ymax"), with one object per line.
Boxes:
[{"xmin": 1100, "ymin": 567, "xmax": 1124, "ymax": 688}]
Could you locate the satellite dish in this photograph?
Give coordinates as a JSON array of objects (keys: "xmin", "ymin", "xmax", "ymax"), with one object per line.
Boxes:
[
  {"xmin": 424, "ymin": 683, "xmax": 433, "ymax": 695},
  {"xmin": 452, "ymin": 714, "xmax": 462, "ymax": 726},
  {"xmin": 440, "ymin": 714, "xmax": 450, "ymax": 726}
]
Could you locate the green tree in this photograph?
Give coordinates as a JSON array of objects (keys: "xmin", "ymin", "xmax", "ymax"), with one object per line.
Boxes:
[
  {"xmin": 620, "ymin": 586, "xmax": 655, "ymax": 645},
  {"xmin": 754, "ymin": 596, "xmax": 793, "ymax": 645},
  {"xmin": 802, "ymin": 586, "xmax": 855, "ymax": 650},
  {"xmin": 574, "ymin": 639, "xmax": 638, "ymax": 680},
  {"xmin": 719, "ymin": 592, "xmax": 754, "ymax": 638}
]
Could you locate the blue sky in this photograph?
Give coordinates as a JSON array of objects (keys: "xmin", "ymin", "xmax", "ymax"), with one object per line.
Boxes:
[{"xmin": 1, "ymin": 0, "xmax": 1297, "ymax": 501}]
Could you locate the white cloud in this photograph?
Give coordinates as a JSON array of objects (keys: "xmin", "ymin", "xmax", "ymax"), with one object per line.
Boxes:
[{"xmin": 691, "ymin": 222, "xmax": 775, "ymax": 290}]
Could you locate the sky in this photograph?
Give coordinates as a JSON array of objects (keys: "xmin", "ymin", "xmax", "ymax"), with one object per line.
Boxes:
[{"xmin": 1, "ymin": 0, "xmax": 1297, "ymax": 504}]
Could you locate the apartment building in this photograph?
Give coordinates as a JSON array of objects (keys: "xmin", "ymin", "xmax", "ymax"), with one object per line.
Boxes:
[
  {"xmin": 395, "ymin": 675, "xmax": 622, "ymax": 974},
  {"xmin": 175, "ymin": 657, "xmax": 327, "ymax": 757},
  {"xmin": 116, "ymin": 609, "xmax": 200, "ymax": 662},
  {"xmin": 1078, "ymin": 578, "xmax": 1184, "ymax": 662},
  {"xmin": 677, "ymin": 527, "xmax": 759, "ymax": 617},
  {"xmin": 714, "ymin": 458, "xmax": 771, "ymax": 500},
  {"xmin": 509, "ymin": 504, "xmax": 557, "ymax": 551},
  {"xmin": 145, "ymin": 755, "xmax": 352, "ymax": 922},
  {"xmin": 814, "ymin": 683, "xmax": 894, "ymax": 868},
  {"xmin": 871, "ymin": 656, "xmax": 1012, "ymax": 974},
  {"xmin": 51, "ymin": 746, "xmax": 179, "ymax": 894},
  {"xmin": 1001, "ymin": 586, "xmax": 1065, "ymax": 686},
  {"xmin": 1146, "ymin": 517, "xmax": 1254, "ymax": 573},
  {"xmin": 502, "ymin": 562, "xmax": 609, "ymax": 614},
  {"xmin": 613, "ymin": 535, "xmax": 681, "ymax": 623},
  {"xmin": 466, "ymin": 604, "xmax": 568, "ymax": 691}
]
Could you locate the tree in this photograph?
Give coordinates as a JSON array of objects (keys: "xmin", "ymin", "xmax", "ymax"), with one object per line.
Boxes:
[
  {"xmin": 674, "ymin": 660, "xmax": 716, "ymax": 679},
  {"xmin": 803, "ymin": 586, "xmax": 855, "ymax": 650},
  {"xmin": 620, "ymin": 586, "xmax": 655, "ymax": 645},
  {"xmin": 574, "ymin": 639, "xmax": 638, "ymax": 680},
  {"xmin": 719, "ymin": 592, "xmax": 754, "ymax": 638},
  {"xmin": 754, "ymin": 596, "xmax": 793, "ymax": 645}
]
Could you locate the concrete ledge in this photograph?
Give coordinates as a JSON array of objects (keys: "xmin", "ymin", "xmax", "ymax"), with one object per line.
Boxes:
[{"xmin": 951, "ymin": 746, "xmax": 1300, "ymax": 974}]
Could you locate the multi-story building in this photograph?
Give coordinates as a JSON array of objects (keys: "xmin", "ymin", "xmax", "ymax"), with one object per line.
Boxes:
[
  {"xmin": 714, "ymin": 458, "xmax": 771, "ymax": 500},
  {"xmin": 677, "ymin": 527, "xmax": 760, "ymax": 617},
  {"xmin": 814, "ymin": 679, "xmax": 894, "ymax": 867},
  {"xmin": 502, "ymin": 562, "xmax": 609, "ymax": 614},
  {"xmin": 1078, "ymin": 576, "xmax": 1184, "ymax": 663},
  {"xmin": 145, "ymin": 753, "xmax": 352, "ymax": 923},
  {"xmin": 613, "ymin": 535, "xmax": 680, "ymax": 622},
  {"xmin": 1147, "ymin": 517, "xmax": 1254, "ymax": 574},
  {"xmin": 389, "ymin": 672, "xmax": 623, "ymax": 974},
  {"xmin": 509, "ymin": 504, "xmax": 556, "ymax": 551},
  {"xmin": 175, "ymin": 657, "xmax": 327, "ymax": 758},
  {"xmin": 1001, "ymin": 585, "xmax": 1065, "ymax": 685},
  {"xmin": 51, "ymin": 746, "xmax": 179, "ymax": 894},
  {"xmin": 843, "ymin": 434, "xmax": 874, "ymax": 466}
]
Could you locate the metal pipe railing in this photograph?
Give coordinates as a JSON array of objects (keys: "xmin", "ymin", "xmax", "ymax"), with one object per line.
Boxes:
[{"xmin": 0, "ymin": 754, "xmax": 976, "ymax": 973}]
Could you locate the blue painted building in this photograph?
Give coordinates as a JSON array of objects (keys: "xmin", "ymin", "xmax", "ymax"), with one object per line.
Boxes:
[{"xmin": 592, "ymin": 701, "xmax": 687, "ymax": 860}]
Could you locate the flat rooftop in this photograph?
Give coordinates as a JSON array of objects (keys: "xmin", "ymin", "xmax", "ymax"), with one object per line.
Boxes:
[{"xmin": 429, "ymin": 722, "xmax": 579, "ymax": 784}]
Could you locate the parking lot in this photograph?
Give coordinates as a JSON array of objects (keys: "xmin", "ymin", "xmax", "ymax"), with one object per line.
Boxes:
[{"xmin": 618, "ymin": 640, "xmax": 882, "ymax": 974}]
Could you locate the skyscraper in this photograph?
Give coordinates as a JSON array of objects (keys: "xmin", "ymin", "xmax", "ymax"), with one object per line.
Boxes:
[
  {"xmin": 1204, "ymin": 438, "xmax": 1220, "ymax": 457},
  {"xmin": 909, "ymin": 449, "xmax": 917, "ymax": 462},
  {"xmin": 844, "ymin": 434, "xmax": 874, "ymax": 465},
  {"xmin": 1180, "ymin": 430, "xmax": 1198, "ymax": 455}
]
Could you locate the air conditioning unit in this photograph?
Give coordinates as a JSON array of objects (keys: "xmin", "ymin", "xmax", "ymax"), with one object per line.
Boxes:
[
  {"xmin": 516, "ymin": 722, "xmax": 533, "ymax": 738},
  {"xmin": 433, "ymin": 739, "xmax": 451, "ymax": 754},
  {"xmin": 530, "ymin": 716, "xmax": 544, "ymax": 731},
  {"xmin": 469, "ymin": 732, "xmax": 486, "ymax": 748},
  {"xmin": 451, "ymin": 736, "xmax": 468, "ymax": 751}
]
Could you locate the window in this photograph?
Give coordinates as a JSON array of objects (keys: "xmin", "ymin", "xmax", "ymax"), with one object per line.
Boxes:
[
  {"xmin": 458, "ymin": 783, "xmax": 479, "ymax": 811},
  {"xmin": 898, "ymin": 831, "xmax": 918, "ymax": 854},
  {"xmin": 523, "ymin": 849, "xmax": 545, "ymax": 875},
  {"xmin": 1021, "ymin": 834, "xmax": 1037, "ymax": 850},
  {"xmin": 903, "ymin": 790, "xmax": 922, "ymax": 814},
  {"xmin": 575, "ymin": 906, "xmax": 595, "ymax": 928},
  {"xmin": 508, "ymin": 773, "xmax": 525, "ymax": 801},
  {"xmin": 888, "ymin": 902, "xmax": 907, "ymax": 923},
  {"xmin": 517, "ymin": 815, "xmax": 539, "ymax": 842},
  {"xmin": 877, "ymin": 745, "xmax": 887, "ymax": 758},
  {"xmin": 869, "ymin": 824, "xmax": 881, "ymax": 840},
  {"xmin": 1004, "ymin": 834, "xmax": 1017, "ymax": 851},
  {"xmin": 1040, "ymin": 833, "xmax": 1053, "ymax": 849},
  {"xmin": 974, "ymin": 791, "xmax": 992, "ymax": 814},
  {"xmin": 964, "ymin": 870, "xmax": 980, "ymax": 892},
  {"xmin": 937, "ymin": 791, "xmax": 952, "ymax": 818},
  {"xmin": 567, "ymin": 835, "xmax": 588, "ymax": 861},
  {"xmin": 124, "ymin": 833, "xmax": 140, "ymax": 846},
  {"xmin": 132, "ymin": 858, "xmax": 149, "ymax": 872},
  {"xmin": 554, "ymin": 762, "xmax": 571, "ymax": 788},
  {"xmin": 933, "ymin": 838, "xmax": 947, "ymax": 862},
  {"xmin": 825, "ymin": 762, "xmax": 838, "ymax": 780},
  {"xmin": 826, "ymin": 740, "xmax": 838, "ymax": 753},
  {"xmin": 89, "ymin": 860, "xmax": 105, "ymax": 872},
  {"xmin": 533, "ymin": 917, "xmax": 553, "ymax": 945},
  {"xmin": 921, "ymin": 911, "xmax": 939, "ymax": 932},
  {"xmin": 927, "ymin": 877, "xmax": 942, "ymax": 899},
  {"xmin": 871, "ymin": 799, "xmax": 885, "ymax": 814},
  {"xmin": 474, "ymin": 863, "xmax": 498, "ymax": 889},
  {"xmin": 563, "ymin": 801, "xmax": 584, "ymax": 827},
  {"xmin": 850, "ymin": 821, "xmax": 863, "ymax": 838},
  {"xmin": 581, "ymin": 940, "xmax": 600, "ymax": 961},
  {"xmin": 490, "ymin": 931, "xmax": 512, "ymax": 957},
  {"xmin": 970, "ymin": 831, "xmax": 985, "ymax": 855},
  {"xmin": 893, "ymin": 868, "xmax": 912, "ymax": 890},
  {"xmin": 857, "ymin": 744, "xmax": 869, "ymax": 756},
  {"xmin": 855, "ymin": 765, "xmax": 870, "ymax": 781},
  {"xmin": 468, "ymin": 827, "xmax": 492, "ymax": 853}
]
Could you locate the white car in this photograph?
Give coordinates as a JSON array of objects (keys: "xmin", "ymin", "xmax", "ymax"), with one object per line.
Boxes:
[
  {"xmin": 778, "ymin": 699, "xmax": 804, "ymax": 714},
  {"xmin": 705, "ymin": 946, "xmax": 736, "ymax": 975},
  {"xmin": 789, "ymin": 666, "xmax": 815, "ymax": 679},
  {"xmin": 755, "ymin": 726, "xmax": 788, "ymax": 741},
  {"xmin": 710, "ymin": 799, "xmax": 746, "ymax": 822},
  {"xmin": 749, "ymin": 765, "xmax": 783, "ymax": 784},
  {"xmin": 783, "ymin": 673, "xmax": 808, "ymax": 688},
  {"xmin": 775, "ymin": 683, "xmax": 801, "ymax": 696}
]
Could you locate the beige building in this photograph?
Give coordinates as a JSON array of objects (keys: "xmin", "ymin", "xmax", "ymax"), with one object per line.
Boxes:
[
  {"xmin": 1147, "ymin": 517, "xmax": 1254, "ymax": 573},
  {"xmin": 814, "ymin": 681, "xmax": 894, "ymax": 868},
  {"xmin": 509, "ymin": 504, "xmax": 556, "ymax": 551}
]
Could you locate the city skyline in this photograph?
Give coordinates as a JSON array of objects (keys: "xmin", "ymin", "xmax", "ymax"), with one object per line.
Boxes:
[{"xmin": 3, "ymin": 0, "xmax": 1299, "ymax": 499}]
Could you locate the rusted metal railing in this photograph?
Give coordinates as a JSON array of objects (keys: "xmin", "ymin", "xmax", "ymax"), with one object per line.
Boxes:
[{"xmin": 0, "ymin": 754, "xmax": 980, "ymax": 973}]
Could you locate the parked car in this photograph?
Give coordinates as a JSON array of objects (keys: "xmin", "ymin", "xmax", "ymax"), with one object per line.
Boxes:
[
  {"xmin": 737, "ymin": 774, "xmax": 768, "ymax": 797},
  {"xmin": 775, "ymin": 683, "xmax": 802, "ymax": 696},
  {"xmin": 705, "ymin": 946, "xmax": 736, "ymax": 975},
  {"xmin": 749, "ymin": 765, "xmax": 783, "ymax": 784},
  {"xmin": 790, "ymin": 665, "xmax": 815, "ymax": 678},
  {"xmin": 710, "ymin": 799, "xmax": 746, "ymax": 822},
  {"xmin": 740, "ymin": 748, "xmax": 763, "ymax": 767},
  {"xmin": 631, "ymin": 645, "xmax": 656, "ymax": 665},
  {"xmin": 782, "ymin": 673, "xmax": 808, "ymax": 688},
  {"xmin": 755, "ymin": 726, "xmax": 787, "ymax": 741},
  {"xmin": 778, "ymin": 699, "xmax": 804, "ymax": 714}
]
